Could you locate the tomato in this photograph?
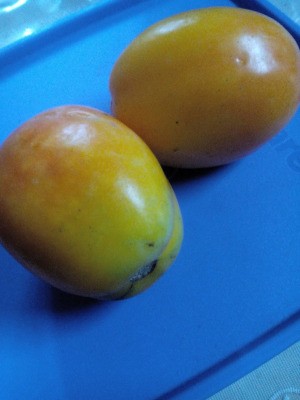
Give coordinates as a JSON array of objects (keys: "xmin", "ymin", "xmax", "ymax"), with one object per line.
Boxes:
[
  {"xmin": 0, "ymin": 106, "xmax": 183, "ymax": 299},
  {"xmin": 110, "ymin": 7, "xmax": 300, "ymax": 168}
]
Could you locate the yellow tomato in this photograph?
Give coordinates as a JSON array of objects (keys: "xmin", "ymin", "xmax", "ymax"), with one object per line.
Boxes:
[
  {"xmin": 110, "ymin": 7, "xmax": 300, "ymax": 168},
  {"xmin": 0, "ymin": 106, "xmax": 183, "ymax": 299}
]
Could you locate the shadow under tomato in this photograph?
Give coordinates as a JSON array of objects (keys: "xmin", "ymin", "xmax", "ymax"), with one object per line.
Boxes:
[
  {"xmin": 50, "ymin": 286, "xmax": 117, "ymax": 316},
  {"xmin": 163, "ymin": 162, "xmax": 236, "ymax": 185}
]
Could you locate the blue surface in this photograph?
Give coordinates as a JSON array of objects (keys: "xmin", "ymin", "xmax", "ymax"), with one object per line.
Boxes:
[{"xmin": 0, "ymin": 1, "xmax": 300, "ymax": 399}]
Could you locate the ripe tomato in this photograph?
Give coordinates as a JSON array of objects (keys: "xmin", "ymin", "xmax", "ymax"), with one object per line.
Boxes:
[
  {"xmin": 110, "ymin": 7, "xmax": 300, "ymax": 168},
  {"xmin": 0, "ymin": 106, "xmax": 183, "ymax": 299}
]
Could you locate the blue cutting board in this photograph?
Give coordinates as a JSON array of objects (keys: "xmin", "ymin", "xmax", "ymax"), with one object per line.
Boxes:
[{"xmin": 0, "ymin": 1, "xmax": 299, "ymax": 399}]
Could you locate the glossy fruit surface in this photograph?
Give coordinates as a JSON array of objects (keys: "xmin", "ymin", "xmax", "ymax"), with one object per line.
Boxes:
[
  {"xmin": 110, "ymin": 7, "xmax": 300, "ymax": 168},
  {"xmin": 0, "ymin": 105, "xmax": 183, "ymax": 299}
]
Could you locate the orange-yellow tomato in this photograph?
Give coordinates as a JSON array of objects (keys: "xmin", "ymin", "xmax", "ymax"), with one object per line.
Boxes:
[
  {"xmin": 0, "ymin": 106, "xmax": 183, "ymax": 299},
  {"xmin": 110, "ymin": 7, "xmax": 300, "ymax": 168}
]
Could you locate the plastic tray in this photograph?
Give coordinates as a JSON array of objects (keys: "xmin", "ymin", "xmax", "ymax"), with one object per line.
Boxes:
[{"xmin": 0, "ymin": 1, "xmax": 299, "ymax": 399}]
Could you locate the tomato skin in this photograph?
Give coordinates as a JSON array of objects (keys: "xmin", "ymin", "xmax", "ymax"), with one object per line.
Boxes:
[
  {"xmin": 0, "ymin": 106, "xmax": 183, "ymax": 299},
  {"xmin": 110, "ymin": 7, "xmax": 300, "ymax": 168}
]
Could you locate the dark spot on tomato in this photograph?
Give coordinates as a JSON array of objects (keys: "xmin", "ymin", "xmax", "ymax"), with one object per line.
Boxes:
[
  {"xmin": 115, "ymin": 260, "xmax": 158, "ymax": 300},
  {"xmin": 130, "ymin": 259, "xmax": 157, "ymax": 283}
]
